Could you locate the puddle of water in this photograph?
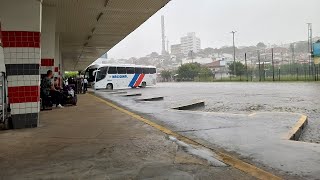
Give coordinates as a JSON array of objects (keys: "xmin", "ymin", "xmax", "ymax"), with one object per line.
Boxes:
[{"xmin": 168, "ymin": 136, "xmax": 226, "ymax": 167}]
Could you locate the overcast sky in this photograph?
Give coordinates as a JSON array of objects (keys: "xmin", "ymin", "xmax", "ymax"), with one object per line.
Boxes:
[{"xmin": 107, "ymin": 0, "xmax": 320, "ymax": 59}]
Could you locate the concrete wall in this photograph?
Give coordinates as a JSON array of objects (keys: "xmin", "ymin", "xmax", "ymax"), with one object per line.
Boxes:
[
  {"xmin": 0, "ymin": 0, "xmax": 41, "ymax": 31},
  {"xmin": 54, "ymin": 33, "xmax": 61, "ymax": 77},
  {"xmin": 0, "ymin": 44, "xmax": 5, "ymax": 72},
  {"xmin": 40, "ymin": 5, "xmax": 56, "ymax": 76}
]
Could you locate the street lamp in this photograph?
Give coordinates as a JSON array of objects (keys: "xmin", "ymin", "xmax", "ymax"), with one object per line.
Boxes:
[{"xmin": 231, "ymin": 31, "xmax": 237, "ymax": 76}]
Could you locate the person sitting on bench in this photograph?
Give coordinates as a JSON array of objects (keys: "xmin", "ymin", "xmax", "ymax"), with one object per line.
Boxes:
[
  {"xmin": 41, "ymin": 70, "xmax": 64, "ymax": 108},
  {"xmin": 54, "ymin": 77, "xmax": 61, "ymax": 90}
]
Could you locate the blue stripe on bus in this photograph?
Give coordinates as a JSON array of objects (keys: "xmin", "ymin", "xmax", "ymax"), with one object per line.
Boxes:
[{"xmin": 128, "ymin": 74, "xmax": 140, "ymax": 87}]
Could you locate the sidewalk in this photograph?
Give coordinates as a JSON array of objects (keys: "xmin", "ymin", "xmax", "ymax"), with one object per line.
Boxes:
[{"xmin": 0, "ymin": 94, "xmax": 254, "ymax": 179}]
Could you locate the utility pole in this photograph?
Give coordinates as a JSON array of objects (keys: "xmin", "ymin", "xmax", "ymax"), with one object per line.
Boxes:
[
  {"xmin": 272, "ymin": 48, "xmax": 275, "ymax": 81},
  {"xmin": 280, "ymin": 52, "xmax": 283, "ymax": 81},
  {"xmin": 307, "ymin": 23, "xmax": 313, "ymax": 77},
  {"xmin": 231, "ymin": 31, "xmax": 237, "ymax": 76},
  {"xmin": 258, "ymin": 50, "xmax": 261, "ymax": 81},
  {"xmin": 245, "ymin": 53, "xmax": 248, "ymax": 81},
  {"xmin": 292, "ymin": 43, "xmax": 295, "ymax": 64},
  {"xmin": 161, "ymin": 15, "xmax": 166, "ymax": 55},
  {"xmin": 290, "ymin": 43, "xmax": 295, "ymax": 76}
]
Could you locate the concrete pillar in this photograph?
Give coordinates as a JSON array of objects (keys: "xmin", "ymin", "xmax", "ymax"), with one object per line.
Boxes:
[
  {"xmin": 40, "ymin": 5, "xmax": 56, "ymax": 78},
  {"xmin": 54, "ymin": 33, "xmax": 63, "ymax": 86},
  {"xmin": 0, "ymin": 37, "xmax": 5, "ymax": 72},
  {"xmin": 0, "ymin": 0, "xmax": 42, "ymax": 129}
]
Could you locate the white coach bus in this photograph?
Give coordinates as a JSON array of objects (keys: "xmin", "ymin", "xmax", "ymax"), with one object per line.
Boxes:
[{"xmin": 84, "ymin": 64, "xmax": 157, "ymax": 90}]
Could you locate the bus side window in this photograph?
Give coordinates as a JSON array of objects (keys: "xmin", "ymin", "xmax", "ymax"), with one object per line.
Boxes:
[
  {"xmin": 135, "ymin": 68, "xmax": 142, "ymax": 74},
  {"xmin": 149, "ymin": 68, "xmax": 156, "ymax": 74},
  {"xmin": 126, "ymin": 67, "xmax": 134, "ymax": 74},
  {"xmin": 96, "ymin": 67, "xmax": 108, "ymax": 82},
  {"xmin": 108, "ymin": 67, "xmax": 117, "ymax": 74},
  {"xmin": 143, "ymin": 68, "xmax": 150, "ymax": 74},
  {"xmin": 117, "ymin": 67, "xmax": 126, "ymax": 74}
]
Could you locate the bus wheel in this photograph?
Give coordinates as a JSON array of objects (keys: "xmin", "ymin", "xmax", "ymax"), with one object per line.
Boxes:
[
  {"xmin": 106, "ymin": 83, "xmax": 113, "ymax": 90},
  {"xmin": 141, "ymin": 82, "xmax": 146, "ymax": 88}
]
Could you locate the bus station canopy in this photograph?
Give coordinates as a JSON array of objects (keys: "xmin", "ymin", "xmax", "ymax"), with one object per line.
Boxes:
[{"xmin": 43, "ymin": 0, "xmax": 170, "ymax": 71}]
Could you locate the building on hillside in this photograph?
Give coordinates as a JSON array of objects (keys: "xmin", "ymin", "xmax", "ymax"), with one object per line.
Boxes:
[
  {"xmin": 171, "ymin": 44, "xmax": 182, "ymax": 55},
  {"xmin": 180, "ymin": 32, "xmax": 201, "ymax": 56},
  {"xmin": 182, "ymin": 57, "xmax": 213, "ymax": 65},
  {"xmin": 205, "ymin": 59, "xmax": 229, "ymax": 79}
]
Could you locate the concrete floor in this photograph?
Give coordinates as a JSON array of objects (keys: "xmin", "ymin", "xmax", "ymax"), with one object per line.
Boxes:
[{"xmin": 0, "ymin": 94, "xmax": 254, "ymax": 180}]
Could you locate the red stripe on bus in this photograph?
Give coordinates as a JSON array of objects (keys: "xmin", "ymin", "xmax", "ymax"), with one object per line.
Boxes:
[{"xmin": 134, "ymin": 74, "xmax": 145, "ymax": 87}]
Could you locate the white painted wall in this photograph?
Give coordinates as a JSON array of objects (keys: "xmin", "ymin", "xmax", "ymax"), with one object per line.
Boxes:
[
  {"xmin": 41, "ymin": 6, "xmax": 56, "ymax": 59},
  {"xmin": 0, "ymin": 0, "xmax": 41, "ymax": 31},
  {"xmin": 55, "ymin": 33, "xmax": 62, "ymax": 77},
  {"xmin": 0, "ymin": 45, "xmax": 5, "ymax": 72}
]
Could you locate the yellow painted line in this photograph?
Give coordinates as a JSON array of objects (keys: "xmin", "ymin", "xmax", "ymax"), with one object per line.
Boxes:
[
  {"xmin": 89, "ymin": 93, "xmax": 282, "ymax": 180},
  {"xmin": 285, "ymin": 115, "xmax": 308, "ymax": 140}
]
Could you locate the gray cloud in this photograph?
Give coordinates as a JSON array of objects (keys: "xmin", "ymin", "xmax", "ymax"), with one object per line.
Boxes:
[{"xmin": 108, "ymin": 0, "xmax": 320, "ymax": 59}]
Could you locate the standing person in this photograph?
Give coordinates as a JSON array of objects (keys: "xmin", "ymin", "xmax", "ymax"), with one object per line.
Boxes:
[
  {"xmin": 41, "ymin": 70, "xmax": 64, "ymax": 108},
  {"xmin": 83, "ymin": 77, "xmax": 88, "ymax": 93},
  {"xmin": 80, "ymin": 78, "xmax": 84, "ymax": 93}
]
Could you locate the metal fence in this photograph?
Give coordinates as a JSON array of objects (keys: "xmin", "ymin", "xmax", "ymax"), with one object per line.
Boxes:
[{"xmin": 216, "ymin": 49, "xmax": 320, "ymax": 82}]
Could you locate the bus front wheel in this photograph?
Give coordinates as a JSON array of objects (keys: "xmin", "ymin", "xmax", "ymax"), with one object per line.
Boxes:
[{"xmin": 106, "ymin": 83, "xmax": 113, "ymax": 90}]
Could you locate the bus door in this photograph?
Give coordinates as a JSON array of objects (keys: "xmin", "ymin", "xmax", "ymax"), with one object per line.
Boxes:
[
  {"xmin": 106, "ymin": 67, "xmax": 118, "ymax": 88},
  {"xmin": 94, "ymin": 67, "xmax": 108, "ymax": 89}
]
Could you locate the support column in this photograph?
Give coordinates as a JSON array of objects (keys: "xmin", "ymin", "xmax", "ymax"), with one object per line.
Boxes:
[
  {"xmin": 0, "ymin": 25, "xmax": 5, "ymax": 72},
  {"xmin": 40, "ymin": 5, "xmax": 56, "ymax": 79},
  {"xmin": 55, "ymin": 33, "xmax": 63, "ymax": 85},
  {"xmin": 0, "ymin": 0, "xmax": 42, "ymax": 129}
]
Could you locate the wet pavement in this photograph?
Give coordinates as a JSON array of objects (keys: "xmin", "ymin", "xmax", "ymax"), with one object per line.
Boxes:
[
  {"xmin": 94, "ymin": 82, "xmax": 320, "ymax": 179},
  {"xmin": 0, "ymin": 94, "xmax": 254, "ymax": 180},
  {"xmin": 103, "ymin": 82, "xmax": 320, "ymax": 143}
]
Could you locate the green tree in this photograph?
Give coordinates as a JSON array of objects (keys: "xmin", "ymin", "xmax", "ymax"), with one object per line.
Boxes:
[
  {"xmin": 198, "ymin": 67, "xmax": 213, "ymax": 81},
  {"xmin": 228, "ymin": 61, "xmax": 245, "ymax": 76},
  {"xmin": 64, "ymin": 71, "xmax": 78, "ymax": 79},
  {"xmin": 160, "ymin": 70, "xmax": 172, "ymax": 82},
  {"xmin": 177, "ymin": 63, "xmax": 201, "ymax": 80},
  {"xmin": 257, "ymin": 42, "xmax": 267, "ymax": 49}
]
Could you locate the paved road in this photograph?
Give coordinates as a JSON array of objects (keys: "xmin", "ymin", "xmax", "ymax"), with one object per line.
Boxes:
[
  {"xmin": 95, "ymin": 82, "xmax": 320, "ymax": 179},
  {"xmin": 112, "ymin": 82, "xmax": 320, "ymax": 143}
]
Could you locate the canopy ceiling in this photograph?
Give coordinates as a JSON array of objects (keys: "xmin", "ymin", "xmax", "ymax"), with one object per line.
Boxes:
[{"xmin": 43, "ymin": 0, "xmax": 170, "ymax": 71}]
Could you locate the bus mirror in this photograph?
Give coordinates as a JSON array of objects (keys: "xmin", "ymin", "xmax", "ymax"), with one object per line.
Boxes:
[{"xmin": 93, "ymin": 69, "xmax": 100, "ymax": 76}]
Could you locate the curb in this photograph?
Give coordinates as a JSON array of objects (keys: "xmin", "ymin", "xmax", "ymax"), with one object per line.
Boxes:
[
  {"xmin": 110, "ymin": 91, "xmax": 127, "ymax": 95},
  {"xmin": 286, "ymin": 115, "xmax": 308, "ymax": 141},
  {"xmin": 172, "ymin": 101, "xmax": 205, "ymax": 110},
  {"xmin": 123, "ymin": 93, "xmax": 142, "ymax": 97},
  {"xmin": 89, "ymin": 93, "xmax": 282, "ymax": 180},
  {"xmin": 137, "ymin": 96, "xmax": 164, "ymax": 101}
]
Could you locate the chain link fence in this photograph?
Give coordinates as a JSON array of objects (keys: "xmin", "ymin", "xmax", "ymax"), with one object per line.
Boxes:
[{"xmin": 214, "ymin": 49, "xmax": 320, "ymax": 82}]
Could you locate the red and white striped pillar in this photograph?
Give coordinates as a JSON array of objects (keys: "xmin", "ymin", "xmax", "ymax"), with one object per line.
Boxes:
[{"xmin": 0, "ymin": 0, "xmax": 42, "ymax": 128}]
